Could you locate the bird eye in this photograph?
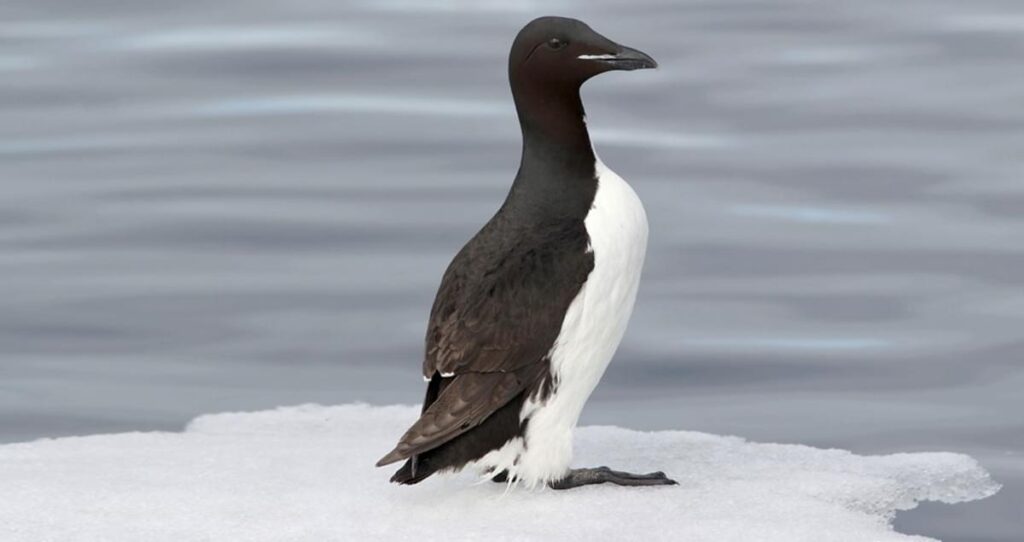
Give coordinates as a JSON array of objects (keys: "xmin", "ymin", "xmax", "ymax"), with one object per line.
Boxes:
[{"xmin": 547, "ymin": 38, "xmax": 568, "ymax": 50}]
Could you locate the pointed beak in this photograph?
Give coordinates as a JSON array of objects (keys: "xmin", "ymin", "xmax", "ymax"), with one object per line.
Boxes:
[
  {"xmin": 611, "ymin": 45, "xmax": 658, "ymax": 70},
  {"xmin": 580, "ymin": 44, "xmax": 657, "ymax": 71}
]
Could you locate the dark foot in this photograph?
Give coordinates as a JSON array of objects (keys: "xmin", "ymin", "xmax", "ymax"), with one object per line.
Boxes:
[
  {"xmin": 490, "ymin": 470, "xmax": 509, "ymax": 483},
  {"xmin": 549, "ymin": 466, "xmax": 678, "ymax": 490}
]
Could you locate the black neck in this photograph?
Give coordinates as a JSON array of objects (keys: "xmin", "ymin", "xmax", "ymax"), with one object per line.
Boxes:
[{"xmin": 502, "ymin": 79, "xmax": 598, "ymax": 221}]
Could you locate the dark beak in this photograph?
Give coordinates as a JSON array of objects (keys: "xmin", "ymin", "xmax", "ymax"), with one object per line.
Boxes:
[{"xmin": 585, "ymin": 44, "xmax": 657, "ymax": 71}]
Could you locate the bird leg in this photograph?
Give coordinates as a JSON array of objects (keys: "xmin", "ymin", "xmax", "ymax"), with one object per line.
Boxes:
[{"xmin": 548, "ymin": 466, "xmax": 677, "ymax": 490}]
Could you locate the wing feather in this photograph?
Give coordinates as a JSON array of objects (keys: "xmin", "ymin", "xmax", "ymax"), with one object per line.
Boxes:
[
  {"xmin": 376, "ymin": 371, "xmax": 525, "ymax": 466},
  {"xmin": 377, "ymin": 217, "xmax": 593, "ymax": 467}
]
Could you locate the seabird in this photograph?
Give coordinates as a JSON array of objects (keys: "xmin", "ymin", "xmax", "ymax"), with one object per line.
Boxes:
[{"xmin": 376, "ymin": 16, "xmax": 673, "ymax": 490}]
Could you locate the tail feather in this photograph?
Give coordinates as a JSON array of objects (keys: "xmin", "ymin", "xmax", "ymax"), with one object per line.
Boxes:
[
  {"xmin": 376, "ymin": 371, "xmax": 522, "ymax": 467},
  {"xmin": 390, "ymin": 456, "xmax": 435, "ymax": 485},
  {"xmin": 376, "ymin": 364, "xmax": 546, "ymax": 485}
]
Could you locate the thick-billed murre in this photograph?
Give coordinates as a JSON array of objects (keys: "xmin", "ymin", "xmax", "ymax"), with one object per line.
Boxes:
[{"xmin": 376, "ymin": 16, "xmax": 674, "ymax": 490}]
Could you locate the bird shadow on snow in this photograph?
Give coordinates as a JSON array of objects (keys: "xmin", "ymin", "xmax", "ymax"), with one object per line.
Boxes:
[{"xmin": 0, "ymin": 403, "xmax": 1001, "ymax": 542}]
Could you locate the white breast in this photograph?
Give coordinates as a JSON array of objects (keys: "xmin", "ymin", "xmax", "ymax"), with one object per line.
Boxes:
[{"xmin": 474, "ymin": 158, "xmax": 649, "ymax": 488}]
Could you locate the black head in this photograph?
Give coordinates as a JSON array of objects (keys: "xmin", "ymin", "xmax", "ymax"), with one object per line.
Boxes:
[
  {"xmin": 508, "ymin": 16, "xmax": 657, "ymax": 90},
  {"xmin": 505, "ymin": 16, "xmax": 656, "ymax": 211}
]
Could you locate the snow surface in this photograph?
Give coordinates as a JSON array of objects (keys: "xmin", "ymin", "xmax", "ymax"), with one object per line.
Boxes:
[{"xmin": 0, "ymin": 404, "xmax": 999, "ymax": 542}]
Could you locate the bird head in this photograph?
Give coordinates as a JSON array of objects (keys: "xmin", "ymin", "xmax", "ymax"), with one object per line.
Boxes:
[{"xmin": 508, "ymin": 16, "xmax": 657, "ymax": 91}]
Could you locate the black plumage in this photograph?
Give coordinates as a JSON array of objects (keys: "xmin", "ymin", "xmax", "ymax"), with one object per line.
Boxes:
[{"xmin": 379, "ymin": 198, "xmax": 595, "ymax": 481}]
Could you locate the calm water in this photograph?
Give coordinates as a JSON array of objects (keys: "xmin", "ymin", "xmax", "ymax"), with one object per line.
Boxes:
[{"xmin": 1, "ymin": 0, "xmax": 1022, "ymax": 539}]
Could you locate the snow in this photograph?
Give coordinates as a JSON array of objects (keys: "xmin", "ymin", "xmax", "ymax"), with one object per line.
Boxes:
[{"xmin": 0, "ymin": 404, "xmax": 999, "ymax": 542}]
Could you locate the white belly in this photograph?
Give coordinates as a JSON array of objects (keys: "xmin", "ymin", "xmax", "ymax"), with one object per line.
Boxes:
[{"xmin": 475, "ymin": 159, "xmax": 648, "ymax": 487}]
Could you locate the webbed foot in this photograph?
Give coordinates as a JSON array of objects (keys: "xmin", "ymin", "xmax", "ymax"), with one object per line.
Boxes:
[{"xmin": 549, "ymin": 467, "xmax": 677, "ymax": 490}]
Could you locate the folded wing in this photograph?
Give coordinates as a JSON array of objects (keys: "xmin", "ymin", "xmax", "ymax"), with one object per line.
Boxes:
[{"xmin": 376, "ymin": 218, "xmax": 593, "ymax": 467}]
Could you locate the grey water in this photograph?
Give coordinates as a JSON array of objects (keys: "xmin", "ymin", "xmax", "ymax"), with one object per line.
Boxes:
[{"xmin": 1, "ymin": 0, "xmax": 1022, "ymax": 538}]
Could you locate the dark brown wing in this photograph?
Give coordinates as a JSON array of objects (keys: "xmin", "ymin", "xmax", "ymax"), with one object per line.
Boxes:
[
  {"xmin": 376, "ymin": 217, "xmax": 593, "ymax": 467},
  {"xmin": 425, "ymin": 217, "xmax": 594, "ymax": 378},
  {"xmin": 376, "ymin": 371, "xmax": 528, "ymax": 466}
]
